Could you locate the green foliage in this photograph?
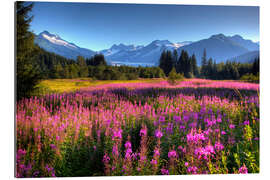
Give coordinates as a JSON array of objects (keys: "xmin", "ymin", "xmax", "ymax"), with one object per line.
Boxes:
[
  {"xmin": 240, "ymin": 73, "xmax": 259, "ymax": 83},
  {"xmin": 167, "ymin": 67, "xmax": 184, "ymax": 85},
  {"xmin": 159, "ymin": 50, "xmax": 173, "ymax": 76},
  {"xmin": 16, "ymin": 2, "xmax": 42, "ymax": 100}
]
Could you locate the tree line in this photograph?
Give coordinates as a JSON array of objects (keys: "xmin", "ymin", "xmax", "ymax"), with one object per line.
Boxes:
[{"xmin": 159, "ymin": 48, "xmax": 259, "ymax": 80}]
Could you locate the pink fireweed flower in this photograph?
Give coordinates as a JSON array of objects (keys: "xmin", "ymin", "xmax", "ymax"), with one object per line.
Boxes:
[
  {"xmin": 125, "ymin": 148, "xmax": 132, "ymax": 159},
  {"xmin": 205, "ymin": 145, "xmax": 215, "ymax": 154},
  {"xmin": 187, "ymin": 129, "xmax": 206, "ymax": 143},
  {"xmin": 173, "ymin": 115, "xmax": 181, "ymax": 123},
  {"xmin": 161, "ymin": 168, "xmax": 169, "ymax": 175},
  {"xmin": 217, "ymin": 115, "xmax": 222, "ymax": 123},
  {"xmin": 195, "ymin": 145, "xmax": 215, "ymax": 160},
  {"xmin": 50, "ymin": 144, "xmax": 56, "ymax": 149},
  {"xmin": 168, "ymin": 150, "xmax": 177, "ymax": 158},
  {"xmin": 150, "ymin": 159, "xmax": 157, "ymax": 165},
  {"xmin": 103, "ymin": 153, "xmax": 110, "ymax": 163},
  {"xmin": 140, "ymin": 128, "xmax": 147, "ymax": 136},
  {"xmin": 229, "ymin": 124, "xmax": 235, "ymax": 129},
  {"xmin": 159, "ymin": 116, "xmax": 165, "ymax": 124},
  {"xmin": 239, "ymin": 164, "xmax": 248, "ymax": 174},
  {"xmin": 187, "ymin": 166, "xmax": 198, "ymax": 174},
  {"xmin": 155, "ymin": 129, "xmax": 163, "ymax": 138},
  {"xmin": 184, "ymin": 162, "xmax": 189, "ymax": 167},
  {"xmin": 214, "ymin": 142, "xmax": 224, "ymax": 151},
  {"xmin": 221, "ymin": 131, "xmax": 226, "ymax": 135},
  {"xmin": 112, "ymin": 129, "xmax": 122, "ymax": 140},
  {"xmin": 179, "ymin": 125, "xmax": 185, "ymax": 130},
  {"xmin": 154, "ymin": 148, "xmax": 160, "ymax": 157},
  {"xmin": 125, "ymin": 141, "xmax": 132, "ymax": 149}
]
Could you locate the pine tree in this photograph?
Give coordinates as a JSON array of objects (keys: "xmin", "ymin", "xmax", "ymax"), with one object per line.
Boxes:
[
  {"xmin": 177, "ymin": 50, "xmax": 191, "ymax": 77},
  {"xmin": 191, "ymin": 54, "xmax": 199, "ymax": 77},
  {"xmin": 16, "ymin": 2, "xmax": 41, "ymax": 99},
  {"xmin": 207, "ymin": 58, "xmax": 213, "ymax": 79},
  {"xmin": 172, "ymin": 49, "xmax": 178, "ymax": 68},
  {"xmin": 201, "ymin": 48, "xmax": 207, "ymax": 78},
  {"xmin": 159, "ymin": 50, "xmax": 173, "ymax": 76}
]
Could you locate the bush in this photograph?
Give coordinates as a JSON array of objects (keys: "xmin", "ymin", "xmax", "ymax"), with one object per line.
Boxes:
[
  {"xmin": 167, "ymin": 67, "xmax": 184, "ymax": 85},
  {"xmin": 240, "ymin": 73, "xmax": 259, "ymax": 83}
]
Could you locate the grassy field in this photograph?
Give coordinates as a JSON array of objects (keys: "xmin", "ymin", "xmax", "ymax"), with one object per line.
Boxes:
[{"xmin": 33, "ymin": 78, "xmax": 164, "ymax": 95}]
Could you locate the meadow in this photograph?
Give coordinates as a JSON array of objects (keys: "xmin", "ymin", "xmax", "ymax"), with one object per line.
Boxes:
[{"xmin": 16, "ymin": 78, "xmax": 259, "ymax": 177}]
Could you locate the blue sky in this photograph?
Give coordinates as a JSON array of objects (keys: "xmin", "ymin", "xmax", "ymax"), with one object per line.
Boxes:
[{"xmin": 30, "ymin": 2, "xmax": 259, "ymax": 51}]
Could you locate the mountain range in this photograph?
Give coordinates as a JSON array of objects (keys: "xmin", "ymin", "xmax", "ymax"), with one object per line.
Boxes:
[{"xmin": 34, "ymin": 31, "xmax": 259, "ymax": 66}]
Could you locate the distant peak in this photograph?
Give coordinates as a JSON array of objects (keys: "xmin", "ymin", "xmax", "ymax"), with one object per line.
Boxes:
[
  {"xmin": 39, "ymin": 30, "xmax": 61, "ymax": 39},
  {"xmin": 151, "ymin": 39, "xmax": 172, "ymax": 45},
  {"xmin": 39, "ymin": 30, "xmax": 52, "ymax": 36},
  {"xmin": 232, "ymin": 34, "xmax": 243, "ymax": 38},
  {"xmin": 210, "ymin": 33, "xmax": 227, "ymax": 39}
]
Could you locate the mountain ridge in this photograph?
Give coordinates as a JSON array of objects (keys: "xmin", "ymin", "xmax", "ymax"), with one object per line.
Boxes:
[{"xmin": 34, "ymin": 31, "xmax": 259, "ymax": 66}]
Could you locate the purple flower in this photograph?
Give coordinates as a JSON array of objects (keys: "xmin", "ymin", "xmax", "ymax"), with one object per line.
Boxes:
[
  {"xmin": 184, "ymin": 162, "xmax": 189, "ymax": 167},
  {"xmin": 217, "ymin": 115, "xmax": 222, "ymax": 123},
  {"xmin": 161, "ymin": 168, "xmax": 169, "ymax": 175},
  {"xmin": 168, "ymin": 150, "xmax": 177, "ymax": 158},
  {"xmin": 254, "ymin": 137, "xmax": 259, "ymax": 141},
  {"xmin": 140, "ymin": 128, "xmax": 147, "ymax": 136},
  {"xmin": 50, "ymin": 144, "xmax": 56, "ymax": 149},
  {"xmin": 112, "ymin": 129, "xmax": 122, "ymax": 140},
  {"xmin": 187, "ymin": 130, "xmax": 206, "ymax": 143},
  {"xmin": 174, "ymin": 115, "xmax": 181, "ymax": 123},
  {"xmin": 159, "ymin": 116, "xmax": 165, "ymax": 124},
  {"xmin": 239, "ymin": 164, "xmax": 248, "ymax": 174},
  {"xmin": 183, "ymin": 114, "xmax": 189, "ymax": 122},
  {"xmin": 154, "ymin": 148, "xmax": 160, "ymax": 157},
  {"xmin": 125, "ymin": 141, "xmax": 132, "ymax": 149},
  {"xmin": 155, "ymin": 129, "xmax": 163, "ymax": 138},
  {"xmin": 150, "ymin": 159, "xmax": 157, "ymax": 165},
  {"xmin": 243, "ymin": 120, "xmax": 250, "ymax": 125},
  {"xmin": 195, "ymin": 145, "xmax": 215, "ymax": 160},
  {"xmin": 103, "ymin": 153, "xmax": 110, "ymax": 163},
  {"xmin": 187, "ymin": 166, "xmax": 198, "ymax": 174},
  {"xmin": 205, "ymin": 145, "xmax": 215, "ymax": 154},
  {"xmin": 229, "ymin": 124, "xmax": 235, "ymax": 129},
  {"xmin": 125, "ymin": 148, "xmax": 132, "ymax": 159},
  {"xmin": 214, "ymin": 142, "xmax": 224, "ymax": 151}
]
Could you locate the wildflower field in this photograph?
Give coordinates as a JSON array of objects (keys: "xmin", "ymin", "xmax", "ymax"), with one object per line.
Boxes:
[{"xmin": 16, "ymin": 79, "xmax": 259, "ymax": 177}]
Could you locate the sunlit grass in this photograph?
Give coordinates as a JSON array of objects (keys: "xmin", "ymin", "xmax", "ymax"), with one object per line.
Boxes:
[{"xmin": 34, "ymin": 78, "xmax": 164, "ymax": 94}]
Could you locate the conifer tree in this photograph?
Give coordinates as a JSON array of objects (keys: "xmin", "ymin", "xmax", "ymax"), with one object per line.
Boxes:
[
  {"xmin": 200, "ymin": 48, "xmax": 208, "ymax": 78},
  {"xmin": 16, "ymin": 2, "xmax": 41, "ymax": 99}
]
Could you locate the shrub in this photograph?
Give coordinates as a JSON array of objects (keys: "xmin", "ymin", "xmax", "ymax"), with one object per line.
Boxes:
[
  {"xmin": 167, "ymin": 67, "xmax": 184, "ymax": 85},
  {"xmin": 240, "ymin": 73, "xmax": 259, "ymax": 83}
]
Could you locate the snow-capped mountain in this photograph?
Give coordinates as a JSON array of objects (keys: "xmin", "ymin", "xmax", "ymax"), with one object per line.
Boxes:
[
  {"xmin": 100, "ymin": 43, "xmax": 144, "ymax": 57},
  {"xmin": 103, "ymin": 40, "xmax": 190, "ymax": 66},
  {"xmin": 34, "ymin": 31, "xmax": 259, "ymax": 66},
  {"xmin": 34, "ymin": 31, "xmax": 96, "ymax": 59},
  {"xmin": 177, "ymin": 34, "xmax": 259, "ymax": 65}
]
